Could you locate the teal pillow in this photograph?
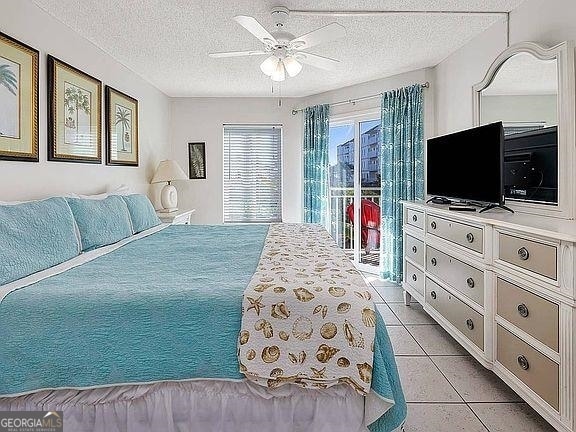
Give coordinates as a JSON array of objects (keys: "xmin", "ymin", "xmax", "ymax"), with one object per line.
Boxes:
[
  {"xmin": 66, "ymin": 196, "xmax": 133, "ymax": 252},
  {"xmin": 121, "ymin": 194, "xmax": 161, "ymax": 233},
  {"xmin": 0, "ymin": 197, "xmax": 80, "ymax": 286}
]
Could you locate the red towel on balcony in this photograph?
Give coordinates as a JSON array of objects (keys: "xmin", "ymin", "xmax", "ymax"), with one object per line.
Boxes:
[{"xmin": 346, "ymin": 199, "xmax": 381, "ymax": 253}]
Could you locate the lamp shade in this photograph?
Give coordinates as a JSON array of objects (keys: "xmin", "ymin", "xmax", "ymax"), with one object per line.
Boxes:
[
  {"xmin": 283, "ymin": 56, "xmax": 302, "ymax": 77},
  {"xmin": 260, "ymin": 56, "xmax": 279, "ymax": 76},
  {"xmin": 151, "ymin": 160, "xmax": 187, "ymax": 183},
  {"xmin": 270, "ymin": 61, "xmax": 286, "ymax": 82}
]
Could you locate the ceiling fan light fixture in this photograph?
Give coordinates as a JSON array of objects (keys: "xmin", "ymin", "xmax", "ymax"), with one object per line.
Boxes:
[
  {"xmin": 270, "ymin": 61, "xmax": 286, "ymax": 81},
  {"xmin": 217, "ymin": 9, "xmax": 344, "ymax": 83},
  {"xmin": 260, "ymin": 55, "xmax": 279, "ymax": 76},
  {"xmin": 283, "ymin": 56, "xmax": 302, "ymax": 77}
]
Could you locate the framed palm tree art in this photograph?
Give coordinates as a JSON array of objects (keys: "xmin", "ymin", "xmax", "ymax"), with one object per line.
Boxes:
[
  {"xmin": 47, "ymin": 55, "xmax": 102, "ymax": 163},
  {"xmin": 0, "ymin": 31, "xmax": 39, "ymax": 162},
  {"xmin": 188, "ymin": 142, "xmax": 206, "ymax": 179},
  {"xmin": 105, "ymin": 86, "xmax": 139, "ymax": 166}
]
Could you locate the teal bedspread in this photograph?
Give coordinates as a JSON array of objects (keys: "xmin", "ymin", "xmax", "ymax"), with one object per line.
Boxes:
[{"xmin": 0, "ymin": 225, "xmax": 405, "ymax": 431}]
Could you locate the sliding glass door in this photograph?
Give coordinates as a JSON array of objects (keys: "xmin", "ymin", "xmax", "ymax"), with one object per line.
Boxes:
[{"xmin": 328, "ymin": 112, "xmax": 382, "ymax": 274}]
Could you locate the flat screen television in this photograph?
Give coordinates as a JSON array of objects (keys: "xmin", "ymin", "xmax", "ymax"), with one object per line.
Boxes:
[{"xmin": 427, "ymin": 122, "xmax": 504, "ymax": 204}]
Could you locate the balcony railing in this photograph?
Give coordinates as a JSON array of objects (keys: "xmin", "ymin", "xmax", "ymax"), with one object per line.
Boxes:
[{"xmin": 329, "ymin": 187, "xmax": 381, "ymax": 260}]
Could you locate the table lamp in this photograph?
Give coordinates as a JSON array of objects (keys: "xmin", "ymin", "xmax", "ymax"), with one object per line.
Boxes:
[{"xmin": 151, "ymin": 160, "xmax": 187, "ymax": 213}]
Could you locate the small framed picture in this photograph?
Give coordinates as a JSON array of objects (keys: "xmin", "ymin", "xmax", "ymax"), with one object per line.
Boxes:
[
  {"xmin": 188, "ymin": 142, "xmax": 206, "ymax": 179},
  {"xmin": 47, "ymin": 55, "xmax": 102, "ymax": 163},
  {"xmin": 105, "ymin": 86, "xmax": 139, "ymax": 166},
  {"xmin": 0, "ymin": 31, "xmax": 39, "ymax": 162}
]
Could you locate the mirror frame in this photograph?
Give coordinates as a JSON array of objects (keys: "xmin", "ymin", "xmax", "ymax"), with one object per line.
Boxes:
[{"xmin": 473, "ymin": 41, "xmax": 576, "ymax": 219}]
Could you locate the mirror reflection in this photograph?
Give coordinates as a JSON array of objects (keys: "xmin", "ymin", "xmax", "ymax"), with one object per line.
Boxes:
[{"xmin": 480, "ymin": 53, "xmax": 558, "ymax": 205}]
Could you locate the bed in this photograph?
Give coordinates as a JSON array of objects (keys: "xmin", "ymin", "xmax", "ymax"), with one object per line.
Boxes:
[{"xmin": 0, "ymin": 196, "xmax": 406, "ymax": 432}]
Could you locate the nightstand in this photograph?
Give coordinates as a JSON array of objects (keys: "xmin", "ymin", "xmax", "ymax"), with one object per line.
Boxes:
[{"xmin": 156, "ymin": 209, "xmax": 196, "ymax": 225}]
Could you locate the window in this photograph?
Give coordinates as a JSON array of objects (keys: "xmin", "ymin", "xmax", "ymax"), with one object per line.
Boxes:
[{"xmin": 223, "ymin": 124, "xmax": 282, "ymax": 223}]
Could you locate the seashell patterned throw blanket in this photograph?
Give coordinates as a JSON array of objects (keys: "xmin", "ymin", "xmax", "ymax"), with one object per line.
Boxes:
[{"xmin": 238, "ymin": 223, "xmax": 376, "ymax": 396}]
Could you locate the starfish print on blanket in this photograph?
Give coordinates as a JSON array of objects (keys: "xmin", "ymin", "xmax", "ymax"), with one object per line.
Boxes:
[{"xmin": 247, "ymin": 296, "xmax": 265, "ymax": 315}]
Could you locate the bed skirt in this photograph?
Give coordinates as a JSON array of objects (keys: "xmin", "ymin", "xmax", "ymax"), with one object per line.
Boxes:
[{"xmin": 0, "ymin": 379, "xmax": 401, "ymax": 432}]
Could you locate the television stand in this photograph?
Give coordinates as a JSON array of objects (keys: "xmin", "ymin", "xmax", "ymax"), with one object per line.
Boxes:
[{"xmin": 479, "ymin": 203, "xmax": 514, "ymax": 214}]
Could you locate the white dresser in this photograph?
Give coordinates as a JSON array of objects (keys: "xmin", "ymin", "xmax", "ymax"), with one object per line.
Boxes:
[{"xmin": 402, "ymin": 201, "xmax": 576, "ymax": 432}]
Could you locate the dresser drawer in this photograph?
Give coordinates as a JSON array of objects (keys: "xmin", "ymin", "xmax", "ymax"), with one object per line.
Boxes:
[
  {"xmin": 496, "ymin": 278, "xmax": 559, "ymax": 352},
  {"xmin": 426, "ymin": 278, "xmax": 484, "ymax": 350},
  {"xmin": 405, "ymin": 235, "xmax": 424, "ymax": 266},
  {"xmin": 405, "ymin": 261, "xmax": 424, "ymax": 295},
  {"xmin": 498, "ymin": 233, "xmax": 557, "ymax": 280},
  {"xmin": 497, "ymin": 325, "xmax": 559, "ymax": 410},
  {"xmin": 426, "ymin": 246, "xmax": 484, "ymax": 306},
  {"xmin": 426, "ymin": 215, "xmax": 483, "ymax": 254},
  {"xmin": 406, "ymin": 208, "xmax": 424, "ymax": 230}
]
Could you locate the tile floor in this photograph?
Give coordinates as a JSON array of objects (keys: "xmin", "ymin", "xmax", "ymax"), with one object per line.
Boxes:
[{"xmin": 362, "ymin": 273, "xmax": 557, "ymax": 432}]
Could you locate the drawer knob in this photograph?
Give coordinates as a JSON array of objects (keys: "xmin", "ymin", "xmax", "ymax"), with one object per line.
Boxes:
[
  {"xmin": 517, "ymin": 355, "xmax": 530, "ymax": 371},
  {"xmin": 431, "ymin": 257, "xmax": 437, "ymax": 266},
  {"xmin": 412, "ymin": 273, "xmax": 417, "ymax": 282},
  {"xmin": 412, "ymin": 214, "xmax": 418, "ymax": 222},
  {"xmin": 466, "ymin": 233, "xmax": 474, "ymax": 243},
  {"xmin": 430, "ymin": 221, "xmax": 437, "ymax": 229},
  {"xmin": 412, "ymin": 245, "xmax": 417, "ymax": 254},
  {"xmin": 466, "ymin": 319, "xmax": 474, "ymax": 330},
  {"xmin": 517, "ymin": 247, "xmax": 530, "ymax": 261},
  {"xmin": 517, "ymin": 303, "xmax": 529, "ymax": 318},
  {"xmin": 430, "ymin": 291, "xmax": 437, "ymax": 300},
  {"xmin": 467, "ymin": 277, "xmax": 475, "ymax": 288}
]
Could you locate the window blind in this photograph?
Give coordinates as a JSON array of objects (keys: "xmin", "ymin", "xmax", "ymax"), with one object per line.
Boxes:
[{"xmin": 223, "ymin": 125, "xmax": 282, "ymax": 223}]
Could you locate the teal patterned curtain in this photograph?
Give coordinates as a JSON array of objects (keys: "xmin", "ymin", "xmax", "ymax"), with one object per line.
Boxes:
[
  {"xmin": 303, "ymin": 104, "xmax": 330, "ymax": 225},
  {"xmin": 380, "ymin": 84, "xmax": 424, "ymax": 282}
]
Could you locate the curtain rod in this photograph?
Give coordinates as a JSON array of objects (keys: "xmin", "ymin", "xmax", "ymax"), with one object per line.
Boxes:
[{"xmin": 291, "ymin": 81, "xmax": 429, "ymax": 115}]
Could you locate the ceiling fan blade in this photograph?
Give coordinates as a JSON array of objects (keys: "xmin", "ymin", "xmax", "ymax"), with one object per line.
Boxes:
[
  {"xmin": 296, "ymin": 53, "xmax": 340, "ymax": 71},
  {"xmin": 290, "ymin": 23, "xmax": 346, "ymax": 50},
  {"xmin": 209, "ymin": 50, "xmax": 267, "ymax": 58},
  {"xmin": 233, "ymin": 15, "xmax": 277, "ymax": 46}
]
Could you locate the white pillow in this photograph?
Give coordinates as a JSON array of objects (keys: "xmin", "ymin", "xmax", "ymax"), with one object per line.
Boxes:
[{"xmin": 74, "ymin": 184, "xmax": 133, "ymax": 200}]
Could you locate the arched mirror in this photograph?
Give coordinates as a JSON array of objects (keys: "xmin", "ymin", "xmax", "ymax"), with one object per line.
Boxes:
[{"xmin": 473, "ymin": 41, "xmax": 575, "ymax": 219}]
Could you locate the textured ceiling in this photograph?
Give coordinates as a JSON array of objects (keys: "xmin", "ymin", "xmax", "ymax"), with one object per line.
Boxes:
[
  {"xmin": 31, "ymin": 0, "xmax": 525, "ymax": 97},
  {"xmin": 482, "ymin": 53, "xmax": 558, "ymax": 95}
]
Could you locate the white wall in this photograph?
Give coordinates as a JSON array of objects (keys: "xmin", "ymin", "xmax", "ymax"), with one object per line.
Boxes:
[
  {"xmin": 433, "ymin": 20, "xmax": 508, "ymax": 135},
  {"xmin": 0, "ymin": 0, "xmax": 171, "ymax": 204},
  {"xmin": 434, "ymin": 0, "xmax": 576, "ymax": 136},
  {"xmin": 170, "ymin": 69, "xmax": 436, "ymax": 224},
  {"xmin": 169, "ymin": 98, "xmax": 302, "ymax": 224}
]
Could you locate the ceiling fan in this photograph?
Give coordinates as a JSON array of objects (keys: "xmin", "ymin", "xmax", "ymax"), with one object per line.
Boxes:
[{"xmin": 209, "ymin": 6, "xmax": 346, "ymax": 82}]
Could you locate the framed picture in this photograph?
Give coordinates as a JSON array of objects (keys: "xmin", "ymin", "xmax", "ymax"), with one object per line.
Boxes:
[
  {"xmin": 47, "ymin": 55, "xmax": 101, "ymax": 163},
  {"xmin": 0, "ymin": 31, "xmax": 39, "ymax": 162},
  {"xmin": 188, "ymin": 142, "xmax": 206, "ymax": 179},
  {"xmin": 105, "ymin": 86, "xmax": 139, "ymax": 166}
]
